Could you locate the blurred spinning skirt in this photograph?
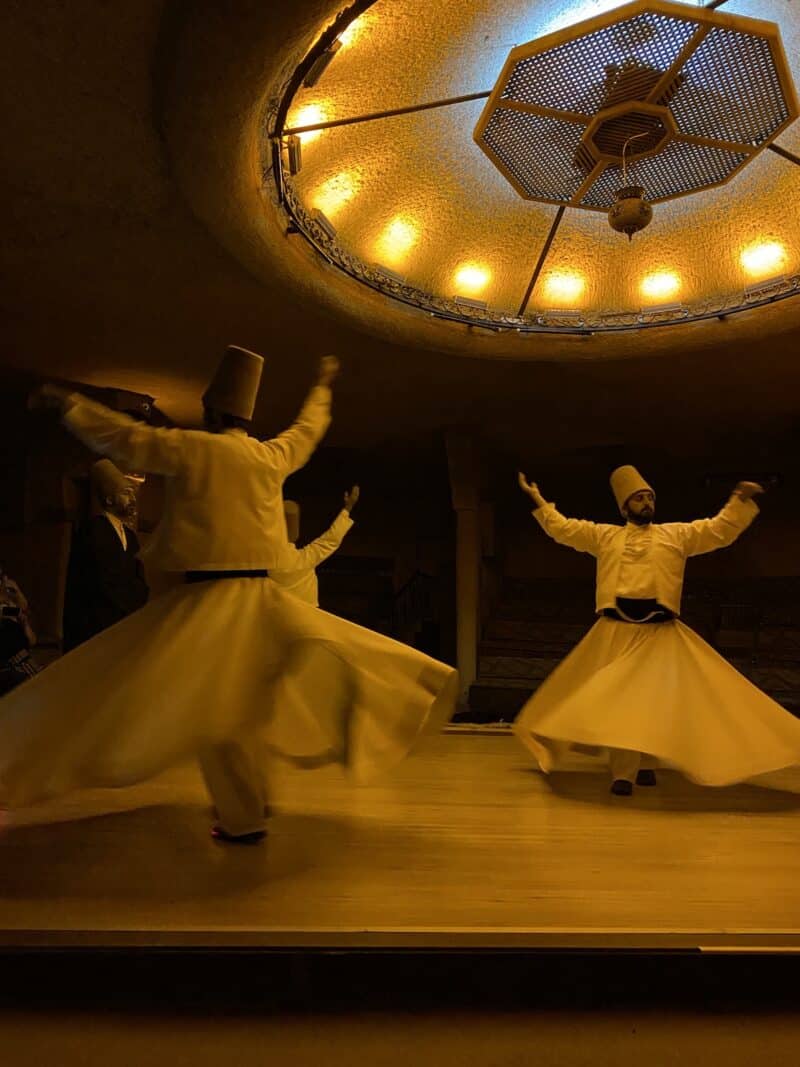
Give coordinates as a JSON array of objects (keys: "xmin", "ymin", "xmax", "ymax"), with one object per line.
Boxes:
[
  {"xmin": 0, "ymin": 577, "xmax": 458, "ymax": 808},
  {"xmin": 512, "ymin": 617, "xmax": 800, "ymax": 786}
]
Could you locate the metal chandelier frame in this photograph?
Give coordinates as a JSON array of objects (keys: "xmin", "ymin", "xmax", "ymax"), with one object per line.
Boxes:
[{"xmin": 266, "ymin": 0, "xmax": 800, "ymax": 335}]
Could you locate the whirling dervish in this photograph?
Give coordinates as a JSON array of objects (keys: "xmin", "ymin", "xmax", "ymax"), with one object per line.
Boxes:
[
  {"xmin": 0, "ymin": 347, "xmax": 458, "ymax": 843},
  {"xmin": 514, "ymin": 465, "xmax": 800, "ymax": 795}
]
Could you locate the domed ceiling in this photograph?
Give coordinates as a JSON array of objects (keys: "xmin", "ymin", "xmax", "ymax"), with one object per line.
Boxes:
[{"xmin": 272, "ymin": 0, "xmax": 800, "ymax": 335}]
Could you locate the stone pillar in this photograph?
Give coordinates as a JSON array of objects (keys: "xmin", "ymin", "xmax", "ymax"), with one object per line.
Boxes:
[{"xmin": 446, "ymin": 432, "xmax": 480, "ymax": 705}]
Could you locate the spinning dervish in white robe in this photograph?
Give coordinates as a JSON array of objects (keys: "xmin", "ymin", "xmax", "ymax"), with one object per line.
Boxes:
[
  {"xmin": 269, "ymin": 487, "xmax": 359, "ymax": 606},
  {"xmin": 514, "ymin": 465, "xmax": 800, "ymax": 794},
  {"xmin": 0, "ymin": 348, "xmax": 458, "ymax": 842}
]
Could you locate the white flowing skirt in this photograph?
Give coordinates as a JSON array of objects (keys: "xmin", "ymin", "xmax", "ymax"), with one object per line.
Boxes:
[
  {"xmin": 0, "ymin": 578, "xmax": 458, "ymax": 808},
  {"xmin": 512, "ymin": 617, "xmax": 800, "ymax": 786}
]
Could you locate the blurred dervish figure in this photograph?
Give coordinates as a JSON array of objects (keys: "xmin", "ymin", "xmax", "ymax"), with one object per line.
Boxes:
[
  {"xmin": 514, "ymin": 466, "xmax": 800, "ymax": 796},
  {"xmin": 62, "ymin": 458, "xmax": 149, "ymax": 651},
  {"xmin": 269, "ymin": 486, "xmax": 359, "ymax": 606},
  {"xmin": 0, "ymin": 349, "xmax": 457, "ymax": 843}
]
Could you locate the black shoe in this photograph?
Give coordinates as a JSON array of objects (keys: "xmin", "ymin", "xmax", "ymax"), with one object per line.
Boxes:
[
  {"xmin": 211, "ymin": 824, "xmax": 266, "ymax": 844},
  {"xmin": 636, "ymin": 769, "xmax": 657, "ymax": 787},
  {"xmin": 610, "ymin": 779, "xmax": 633, "ymax": 796}
]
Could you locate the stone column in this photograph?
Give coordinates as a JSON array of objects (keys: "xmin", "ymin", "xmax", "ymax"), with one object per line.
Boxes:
[{"xmin": 446, "ymin": 432, "xmax": 480, "ymax": 705}]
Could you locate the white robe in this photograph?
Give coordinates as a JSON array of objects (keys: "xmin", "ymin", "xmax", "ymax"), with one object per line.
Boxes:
[
  {"xmin": 269, "ymin": 509, "xmax": 353, "ymax": 606},
  {"xmin": 0, "ymin": 393, "xmax": 458, "ymax": 812},
  {"xmin": 514, "ymin": 499, "xmax": 800, "ymax": 785}
]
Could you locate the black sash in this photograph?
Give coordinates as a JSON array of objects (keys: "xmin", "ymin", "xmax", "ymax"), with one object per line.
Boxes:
[
  {"xmin": 602, "ymin": 597, "xmax": 674, "ymax": 624},
  {"xmin": 185, "ymin": 569, "xmax": 268, "ymax": 584}
]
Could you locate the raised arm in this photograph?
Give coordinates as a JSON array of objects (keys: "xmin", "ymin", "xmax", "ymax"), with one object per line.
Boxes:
[
  {"xmin": 31, "ymin": 385, "xmax": 184, "ymax": 476},
  {"xmin": 672, "ymin": 482, "xmax": 763, "ymax": 557},
  {"xmin": 274, "ymin": 487, "xmax": 358, "ymax": 573},
  {"xmin": 518, "ymin": 472, "xmax": 605, "ymax": 556},
  {"xmin": 260, "ymin": 357, "xmax": 338, "ymax": 477}
]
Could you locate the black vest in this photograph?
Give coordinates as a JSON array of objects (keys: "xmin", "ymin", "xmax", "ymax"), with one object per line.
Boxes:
[{"xmin": 63, "ymin": 514, "xmax": 149, "ymax": 651}]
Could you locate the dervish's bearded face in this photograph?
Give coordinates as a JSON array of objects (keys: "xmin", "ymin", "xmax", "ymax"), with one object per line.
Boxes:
[
  {"xmin": 105, "ymin": 486, "xmax": 138, "ymax": 523},
  {"xmin": 624, "ymin": 489, "xmax": 655, "ymax": 525}
]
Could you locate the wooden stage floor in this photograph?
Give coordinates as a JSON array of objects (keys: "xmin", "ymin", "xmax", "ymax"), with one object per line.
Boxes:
[{"xmin": 2, "ymin": 730, "xmax": 800, "ymax": 952}]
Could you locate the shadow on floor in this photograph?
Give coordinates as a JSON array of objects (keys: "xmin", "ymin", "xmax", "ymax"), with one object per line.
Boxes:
[
  {"xmin": 0, "ymin": 805, "xmax": 388, "ymax": 903},
  {"xmin": 536, "ymin": 768, "xmax": 800, "ymax": 813}
]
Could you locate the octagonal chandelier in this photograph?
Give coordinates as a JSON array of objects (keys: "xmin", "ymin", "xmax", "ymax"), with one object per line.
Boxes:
[
  {"xmin": 474, "ymin": 0, "xmax": 798, "ymax": 238},
  {"xmin": 272, "ymin": 0, "xmax": 800, "ymax": 334}
]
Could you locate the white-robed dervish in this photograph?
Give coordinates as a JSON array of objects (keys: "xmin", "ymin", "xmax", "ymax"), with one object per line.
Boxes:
[
  {"xmin": 0, "ymin": 348, "xmax": 458, "ymax": 842},
  {"xmin": 269, "ymin": 487, "xmax": 359, "ymax": 606},
  {"xmin": 513, "ymin": 465, "xmax": 800, "ymax": 795}
]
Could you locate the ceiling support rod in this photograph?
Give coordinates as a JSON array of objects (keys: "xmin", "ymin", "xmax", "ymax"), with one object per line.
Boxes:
[
  {"xmin": 768, "ymin": 142, "xmax": 800, "ymax": 167},
  {"xmin": 280, "ymin": 91, "xmax": 492, "ymax": 137},
  {"xmin": 517, "ymin": 206, "xmax": 566, "ymax": 318},
  {"xmin": 705, "ymin": 0, "xmax": 732, "ymax": 9}
]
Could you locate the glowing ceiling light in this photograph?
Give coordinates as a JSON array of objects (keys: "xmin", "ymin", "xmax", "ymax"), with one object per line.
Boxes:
[
  {"xmin": 740, "ymin": 240, "xmax": 787, "ymax": 279},
  {"xmin": 542, "ymin": 270, "xmax": 586, "ymax": 305},
  {"xmin": 311, "ymin": 171, "xmax": 360, "ymax": 218},
  {"xmin": 640, "ymin": 271, "xmax": 681, "ymax": 302},
  {"xmin": 338, "ymin": 14, "xmax": 368, "ymax": 49},
  {"xmin": 375, "ymin": 217, "xmax": 419, "ymax": 266},
  {"xmin": 454, "ymin": 263, "xmax": 491, "ymax": 295},
  {"xmin": 291, "ymin": 103, "xmax": 328, "ymax": 144}
]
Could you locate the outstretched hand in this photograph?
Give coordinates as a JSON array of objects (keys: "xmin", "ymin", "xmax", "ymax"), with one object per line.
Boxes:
[
  {"xmin": 735, "ymin": 480, "xmax": 765, "ymax": 501},
  {"xmin": 28, "ymin": 383, "xmax": 73, "ymax": 412},
  {"xmin": 344, "ymin": 484, "xmax": 360, "ymax": 513},
  {"xmin": 518, "ymin": 471, "xmax": 545, "ymax": 508},
  {"xmin": 317, "ymin": 355, "xmax": 340, "ymax": 388}
]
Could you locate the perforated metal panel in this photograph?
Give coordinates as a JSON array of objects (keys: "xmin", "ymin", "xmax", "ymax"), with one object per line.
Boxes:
[
  {"xmin": 501, "ymin": 12, "xmax": 697, "ymax": 115},
  {"xmin": 483, "ymin": 109, "xmax": 586, "ymax": 200},
  {"xmin": 669, "ymin": 27, "xmax": 790, "ymax": 143},
  {"xmin": 475, "ymin": 0, "xmax": 798, "ymax": 210},
  {"xmin": 582, "ymin": 139, "xmax": 751, "ymax": 207}
]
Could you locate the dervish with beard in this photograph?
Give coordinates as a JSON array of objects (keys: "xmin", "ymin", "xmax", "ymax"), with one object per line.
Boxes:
[
  {"xmin": 62, "ymin": 458, "xmax": 149, "ymax": 651},
  {"xmin": 514, "ymin": 465, "xmax": 800, "ymax": 795}
]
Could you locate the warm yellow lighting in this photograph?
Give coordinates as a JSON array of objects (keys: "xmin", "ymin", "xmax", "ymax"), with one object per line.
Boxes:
[
  {"xmin": 375, "ymin": 217, "xmax": 419, "ymax": 266},
  {"xmin": 454, "ymin": 263, "xmax": 491, "ymax": 295},
  {"xmin": 291, "ymin": 103, "xmax": 328, "ymax": 144},
  {"xmin": 311, "ymin": 171, "xmax": 360, "ymax": 218},
  {"xmin": 640, "ymin": 271, "xmax": 681, "ymax": 302},
  {"xmin": 740, "ymin": 240, "xmax": 787, "ymax": 279},
  {"xmin": 542, "ymin": 270, "xmax": 586, "ymax": 305},
  {"xmin": 338, "ymin": 15, "xmax": 368, "ymax": 48}
]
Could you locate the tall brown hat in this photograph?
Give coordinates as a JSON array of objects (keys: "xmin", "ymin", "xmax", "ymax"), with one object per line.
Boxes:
[
  {"xmin": 90, "ymin": 459, "xmax": 130, "ymax": 501},
  {"xmin": 610, "ymin": 465, "xmax": 654, "ymax": 513},
  {"xmin": 283, "ymin": 500, "xmax": 301, "ymax": 543},
  {"xmin": 202, "ymin": 345, "xmax": 264, "ymax": 420}
]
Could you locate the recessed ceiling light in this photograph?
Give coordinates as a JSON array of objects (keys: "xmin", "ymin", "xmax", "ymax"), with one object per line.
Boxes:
[
  {"xmin": 543, "ymin": 270, "xmax": 586, "ymax": 304},
  {"xmin": 454, "ymin": 264, "xmax": 491, "ymax": 295},
  {"xmin": 291, "ymin": 104, "xmax": 328, "ymax": 144},
  {"xmin": 641, "ymin": 271, "xmax": 681, "ymax": 301},
  {"xmin": 375, "ymin": 217, "xmax": 419, "ymax": 265},
  {"xmin": 311, "ymin": 171, "xmax": 360, "ymax": 218},
  {"xmin": 740, "ymin": 240, "xmax": 787, "ymax": 279}
]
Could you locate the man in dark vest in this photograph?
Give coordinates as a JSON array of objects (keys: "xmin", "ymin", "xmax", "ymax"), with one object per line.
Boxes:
[{"xmin": 63, "ymin": 459, "xmax": 149, "ymax": 651}]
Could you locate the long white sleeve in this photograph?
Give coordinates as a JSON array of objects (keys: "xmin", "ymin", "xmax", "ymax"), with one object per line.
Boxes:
[
  {"xmin": 533, "ymin": 503, "xmax": 616, "ymax": 557},
  {"xmin": 664, "ymin": 495, "xmax": 759, "ymax": 557},
  {"xmin": 63, "ymin": 395, "xmax": 185, "ymax": 475},
  {"xmin": 273, "ymin": 510, "xmax": 354, "ymax": 574},
  {"xmin": 259, "ymin": 385, "xmax": 332, "ymax": 478}
]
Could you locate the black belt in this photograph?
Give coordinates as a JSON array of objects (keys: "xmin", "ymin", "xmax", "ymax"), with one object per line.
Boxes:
[
  {"xmin": 602, "ymin": 597, "xmax": 674, "ymax": 624},
  {"xmin": 185, "ymin": 569, "xmax": 268, "ymax": 584}
]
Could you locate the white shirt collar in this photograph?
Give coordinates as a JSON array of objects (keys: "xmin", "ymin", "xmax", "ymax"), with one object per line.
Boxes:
[{"xmin": 104, "ymin": 511, "xmax": 128, "ymax": 550}]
